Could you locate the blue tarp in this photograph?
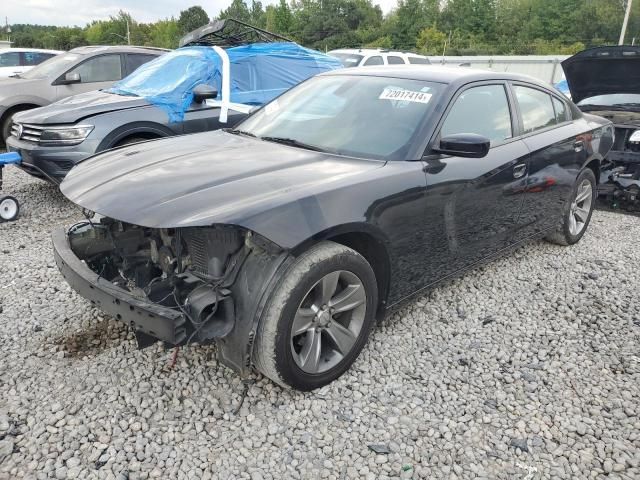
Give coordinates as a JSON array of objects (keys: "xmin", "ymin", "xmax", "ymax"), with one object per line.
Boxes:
[{"xmin": 108, "ymin": 43, "xmax": 343, "ymax": 122}]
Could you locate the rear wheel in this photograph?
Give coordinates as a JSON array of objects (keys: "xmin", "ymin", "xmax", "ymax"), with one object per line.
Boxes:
[
  {"xmin": 254, "ymin": 241, "xmax": 378, "ymax": 391},
  {"xmin": 545, "ymin": 168, "xmax": 596, "ymax": 246}
]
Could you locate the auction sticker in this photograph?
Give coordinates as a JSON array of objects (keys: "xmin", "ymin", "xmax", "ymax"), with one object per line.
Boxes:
[{"xmin": 379, "ymin": 88, "xmax": 432, "ymax": 104}]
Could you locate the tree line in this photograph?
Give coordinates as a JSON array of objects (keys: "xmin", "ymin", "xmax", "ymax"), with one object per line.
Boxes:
[{"xmin": 8, "ymin": 0, "xmax": 640, "ymax": 55}]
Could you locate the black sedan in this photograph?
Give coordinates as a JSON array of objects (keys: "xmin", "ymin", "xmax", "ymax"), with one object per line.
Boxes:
[{"xmin": 53, "ymin": 67, "xmax": 613, "ymax": 390}]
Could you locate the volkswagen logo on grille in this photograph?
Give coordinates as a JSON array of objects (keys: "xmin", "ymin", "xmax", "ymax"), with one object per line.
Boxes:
[{"xmin": 15, "ymin": 123, "xmax": 23, "ymax": 140}]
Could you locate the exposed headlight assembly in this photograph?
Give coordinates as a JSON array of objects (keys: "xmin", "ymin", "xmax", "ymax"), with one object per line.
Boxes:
[{"xmin": 40, "ymin": 125, "xmax": 94, "ymax": 145}]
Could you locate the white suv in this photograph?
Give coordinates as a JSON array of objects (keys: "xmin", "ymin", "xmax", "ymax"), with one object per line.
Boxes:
[
  {"xmin": 0, "ymin": 48, "xmax": 63, "ymax": 78},
  {"xmin": 329, "ymin": 49, "xmax": 430, "ymax": 67}
]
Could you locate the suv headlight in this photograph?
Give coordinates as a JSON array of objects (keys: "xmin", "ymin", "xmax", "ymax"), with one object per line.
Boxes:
[{"xmin": 40, "ymin": 125, "xmax": 94, "ymax": 145}]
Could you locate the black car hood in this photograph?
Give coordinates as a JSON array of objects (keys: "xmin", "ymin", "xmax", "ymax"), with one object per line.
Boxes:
[
  {"xmin": 61, "ymin": 131, "xmax": 384, "ymax": 234},
  {"xmin": 16, "ymin": 90, "xmax": 150, "ymax": 124},
  {"xmin": 562, "ymin": 46, "xmax": 640, "ymax": 104}
]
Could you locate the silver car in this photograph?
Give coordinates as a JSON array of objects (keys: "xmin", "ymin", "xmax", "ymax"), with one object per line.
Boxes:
[{"xmin": 0, "ymin": 45, "xmax": 167, "ymax": 143}]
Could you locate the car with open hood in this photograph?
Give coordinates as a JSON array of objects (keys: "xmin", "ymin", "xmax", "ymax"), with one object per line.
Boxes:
[
  {"xmin": 562, "ymin": 45, "xmax": 640, "ymax": 210},
  {"xmin": 53, "ymin": 66, "xmax": 612, "ymax": 390},
  {"xmin": 5, "ymin": 20, "xmax": 341, "ymax": 183},
  {"xmin": 0, "ymin": 45, "xmax": 166, "ymax": 145}
]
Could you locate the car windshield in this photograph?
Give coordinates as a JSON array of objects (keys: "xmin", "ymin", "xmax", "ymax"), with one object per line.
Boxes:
[
  {"xmin": 578, "ymin": 93, "xmax": 640, "ymax": 107},
  {"xmin": 330, "ymin": 53, "xmax": 364, "ymax": 68},
  {"xmin": 237, "ymin": 75, "xmax": 444, "ymax": 161},
  {"xmin": 20, "ymin": 53, "xmax": 82, "ymax": 79}
]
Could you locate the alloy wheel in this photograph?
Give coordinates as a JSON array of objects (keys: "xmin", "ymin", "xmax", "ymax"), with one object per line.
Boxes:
[
  {"xmin": 568, "ymin": 179, "xmax": 593, "ymax": 236},
  {"xmin": 290, "ymin": 270, "xmax": 367, "ymax": 374}
]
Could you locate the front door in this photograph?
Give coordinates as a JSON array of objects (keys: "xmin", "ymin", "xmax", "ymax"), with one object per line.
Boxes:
[
  {"xmin": 422, "ymin": 82, "xmax": 530, "ymax": 282},
  {"xmin": 54, "ymin": 53, "xmax": 124, "ymax": 101}
]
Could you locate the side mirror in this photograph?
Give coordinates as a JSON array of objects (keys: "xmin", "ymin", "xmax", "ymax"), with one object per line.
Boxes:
[
  {"xmin": 434, "ymin": 133, "xmax": 490, "ymax": 158},
  {"xmin": 193, "ymin": 84, "xmax": 218, "ymax": 103},
  {"xmin": 59, "ymin": 72, "xmax": 81, "ymax": 85}
]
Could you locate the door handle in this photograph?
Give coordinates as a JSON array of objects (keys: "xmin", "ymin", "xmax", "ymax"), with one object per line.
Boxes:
[
  {"xmin": 513, "ymin": 163, "xmax": 527, "ymax": 179},
  {"xmin": 573, "ymin": 140, "xmax": 584, "ymax": 152}
]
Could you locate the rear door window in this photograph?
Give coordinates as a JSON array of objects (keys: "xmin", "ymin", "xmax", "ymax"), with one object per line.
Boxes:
[
  {"xmin": 552, "ymin": 97, "xmax": 570, "ymax": 123},
  {"xmin": 22, "ymin": 52, "xmax": 56, "ymax": 66},
  {"xmin": 387, "ymin": 56, "xmax": 406, "ymax": 65},
  {"xmin": 125, "ymin": 54, "xmax": 156, "ymax": 75},
  {"xmin": 69, "ymin": 54, "xmax": 123, "ymax": 83},
  {"xmin": 363, "ymin": 56, "xmax": 383, "ymax": 66},
  {"xmin": 514, "ymin": 86, "xmax": 557, "ymax": 133},
  {"xmin": 408, "ymin": 57, "xmax": 429, "ymax": 64}
]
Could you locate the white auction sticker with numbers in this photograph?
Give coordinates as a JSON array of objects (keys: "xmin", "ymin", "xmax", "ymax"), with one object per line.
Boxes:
[{"xmin": 379, "ymin": 88, "xmax": 432, "ymax": 104}]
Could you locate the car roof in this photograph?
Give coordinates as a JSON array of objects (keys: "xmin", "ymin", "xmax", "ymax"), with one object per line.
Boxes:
[
  {"xmin": 69, "ymin": 45, "xmax": 170, "ymax": 55},
  {"xmin": 322, "ymin": 65, "xmax": 556, "ymax": 89},
  {"xmin": 330, "ymin": 48, "xmax": 426, "ymax": 57},
  {"xmin": 0, "ymin": 48, "xmax": 63, "ymax": 54}
]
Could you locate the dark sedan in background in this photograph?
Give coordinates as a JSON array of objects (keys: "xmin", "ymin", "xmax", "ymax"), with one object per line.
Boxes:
[{"xmin": 53, "ymin": 67, "xmax": 612, "ymax": 390}]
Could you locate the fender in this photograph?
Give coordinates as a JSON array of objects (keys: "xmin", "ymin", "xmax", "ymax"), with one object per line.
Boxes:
[{"xmin": 97, "ymin": 121, "xmax": 179, "ymax": 151}]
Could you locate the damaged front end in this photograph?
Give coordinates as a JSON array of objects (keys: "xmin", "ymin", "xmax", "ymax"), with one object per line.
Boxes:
[
  {"xmin": 599, "ymin": 120, "xmax": 640, "ymax": 211},
  {"xmin": 52, "ymin": 217, "xmax": 289, "ymax": 374}
]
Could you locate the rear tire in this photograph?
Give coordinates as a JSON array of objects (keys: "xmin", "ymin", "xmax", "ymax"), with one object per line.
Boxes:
[
  {"xmin": 545, "ymin": 168, "xmax": 596, "ymax": 246},
  {"xmin": 253, "ymin": 241, "xmax": 378, "ymax": 391}
]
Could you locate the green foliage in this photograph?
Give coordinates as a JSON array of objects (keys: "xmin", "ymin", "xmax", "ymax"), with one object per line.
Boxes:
[
  {"xmin": 178, "ymin": 6, "xmax": 210, "ymax": 35},
  {"xmin": 8, "ymin": 0, "xmax": 640, "ymax": 54}
]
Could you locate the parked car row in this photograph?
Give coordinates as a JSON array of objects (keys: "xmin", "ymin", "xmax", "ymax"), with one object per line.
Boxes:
[{"xmin": 2, "ymin": 27, "xmax": 632, "ymax": 390}]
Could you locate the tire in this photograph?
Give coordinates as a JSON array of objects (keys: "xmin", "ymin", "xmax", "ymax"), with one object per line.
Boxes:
[
  {"xmin": 253, "ymin": 241, "xmax": 378, "ymax": 391},
  {"xmin": 545, "ymin": 168, "xmax": 596, "ymax": 246},
  {"xmin": 0, "ymin": 196, "xmax": 20, "ymax": 222},
  {"xmin": 1, "ymin": 113, "xmax": 16, "ymax": 145}
]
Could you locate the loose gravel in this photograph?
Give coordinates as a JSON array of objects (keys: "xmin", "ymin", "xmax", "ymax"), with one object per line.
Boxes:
[{"xmin": 0, "ymin": 165, "xmax": 639, "ymax": 480}]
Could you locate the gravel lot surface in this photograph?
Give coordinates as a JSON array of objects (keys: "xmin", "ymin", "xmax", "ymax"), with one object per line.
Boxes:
[{"xmin": 0, "ymin": 166, "xmax": 639, "ymax": 480}]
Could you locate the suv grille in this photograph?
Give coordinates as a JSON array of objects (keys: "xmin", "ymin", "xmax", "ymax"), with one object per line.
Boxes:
[{"xmin": 11, "ymin": 123, "xmax": 44, "ymax": 143}]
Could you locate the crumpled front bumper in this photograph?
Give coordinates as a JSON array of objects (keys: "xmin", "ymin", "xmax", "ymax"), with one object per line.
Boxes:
[{"xmin": 52, "ymin": 227, "xmax": 188, "ymax": 345}]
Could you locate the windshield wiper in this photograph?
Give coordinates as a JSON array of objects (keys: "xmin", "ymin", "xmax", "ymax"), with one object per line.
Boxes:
[
  {"xmin": 260, "ymin": 136, "xmax": 327, "ymax": 152},
  {"xmin": 225, "ymin": 128, "xmax": 257, "ymax": 138},
  {"xmin": 8, "ymin": 73, "xmax": 21, "ymax": 79}
]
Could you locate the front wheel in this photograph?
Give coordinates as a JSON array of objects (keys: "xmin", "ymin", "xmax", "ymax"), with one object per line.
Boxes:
[
  {"xmin": 545, "ymin": 168, "xmax": 596, "ymax": 246},
  {"xmin": 253, "ymin": 241, "xmax": 378, "ymax": 391}
]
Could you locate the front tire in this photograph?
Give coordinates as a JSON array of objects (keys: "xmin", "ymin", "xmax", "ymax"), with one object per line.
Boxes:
[
  {"xmin": 253, "ymin": 241, "xmax": 378, "ymax": 391},
  {"xmin": 545, "ymin": 168, "xmax": 596, "ymax": 246}
]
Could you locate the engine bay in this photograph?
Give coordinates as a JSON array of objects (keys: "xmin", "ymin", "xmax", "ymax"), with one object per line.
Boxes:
[
  {"xmin": 67, "ymin": 217, "xmax": 246, "ymax": 343},
  {"xmin": 599, "ymin": 124, "xmax": 640, "ymax": 211}
]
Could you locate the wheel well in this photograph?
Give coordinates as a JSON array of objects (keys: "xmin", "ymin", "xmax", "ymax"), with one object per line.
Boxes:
[
  {"xmin": 585, "ymin": 159, "xmax": 600, "ymax": 184},
  {"xmin": 324, "ymin": 232, "xmax": 391, "ymax": 315},
  {"xmin": 1, "ymin": 104, "xmax": 39, "ymax": 126},
  {"xmin": 113, "ymin": 132, "xmax": 162, "ymax": 147}
]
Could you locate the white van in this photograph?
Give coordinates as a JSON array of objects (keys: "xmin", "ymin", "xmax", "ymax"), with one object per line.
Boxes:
[
  {"xmin": 0, "ymin": 48, "xmax": 63, "ymax": 78},
  {"xmin": 329, "ymin": 48, "xmax": 430, "ymax": 67}
]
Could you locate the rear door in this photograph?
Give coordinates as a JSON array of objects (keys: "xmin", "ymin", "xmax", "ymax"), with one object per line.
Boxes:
[
  {"xmin": 422, "ymin": 82, "xmax": 530, "ymax": 279},
  {"xmin": 509, "ymin": 83, "xmax": 585, "ymax": 240},
  {"xmin": 54, "ymin": 53, "xmax": 125, "ymax": 100}
]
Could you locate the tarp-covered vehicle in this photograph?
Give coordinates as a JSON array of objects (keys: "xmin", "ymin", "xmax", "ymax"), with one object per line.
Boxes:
[
  {"xmin": 563, "ymin": 45, "xmax": 640, "ymax": 210},
  {"xmin": 6, "ymin": 19, "xmax": 342, "ymax": 183}
]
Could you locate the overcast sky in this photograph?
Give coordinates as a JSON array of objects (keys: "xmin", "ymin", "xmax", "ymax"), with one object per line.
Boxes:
[{"xmin": 4, "ymin": 0, "xmax": 397, "ymax": 27}]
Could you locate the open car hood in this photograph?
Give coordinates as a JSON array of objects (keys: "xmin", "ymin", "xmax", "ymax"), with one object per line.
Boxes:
[
  {"xmin": 562, "ymin": 46, "xmax": 640, "ymax": 104},
  {"xmin": 60, "ymin": 131, "xmax": 383, "ymax": 233}
]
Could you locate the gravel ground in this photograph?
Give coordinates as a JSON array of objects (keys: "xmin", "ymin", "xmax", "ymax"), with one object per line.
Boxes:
[{"xmin": 0, "ymin": 165, "xmax": 639, "ymax": 480}]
